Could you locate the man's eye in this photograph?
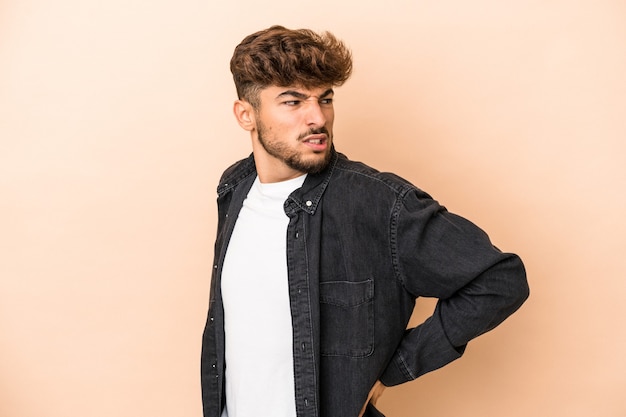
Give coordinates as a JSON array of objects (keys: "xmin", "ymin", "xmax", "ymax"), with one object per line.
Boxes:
[
  {"xmin": 320, "ymin": 98, "xmax": 333, "ymax": 105},
  {"xmin": 283, "ymin": 100, "xmax": 300, "ymax": 106}
]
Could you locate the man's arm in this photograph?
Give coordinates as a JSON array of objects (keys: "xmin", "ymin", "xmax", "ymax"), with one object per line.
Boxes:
[{"xmin": 381, "ymin": 189, "xmax": 529, "ymax": 385}]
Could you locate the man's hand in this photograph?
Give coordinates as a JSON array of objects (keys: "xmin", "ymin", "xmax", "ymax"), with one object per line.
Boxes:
[{"xmin": 358, "ymin": 380, "xmax": 386, "ymax": 417}]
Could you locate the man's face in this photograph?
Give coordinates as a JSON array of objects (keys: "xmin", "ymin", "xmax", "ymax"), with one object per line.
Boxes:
[{"xmin": 252, "ymin": 85, "xmax": 335, "ymax": 182}]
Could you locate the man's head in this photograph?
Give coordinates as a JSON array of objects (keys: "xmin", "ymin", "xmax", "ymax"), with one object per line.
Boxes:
[
  {"xmin": 230, "ymin": 26, "xmax": 353, "ymax": 183},
  {"xmin": 230, "ymin": 25, "xmax": 353, "ymax": 109}
]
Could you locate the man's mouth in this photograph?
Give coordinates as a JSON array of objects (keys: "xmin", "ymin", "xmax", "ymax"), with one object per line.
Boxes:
[
  {"xmin": 302, "ymin": 133, "xmax": 328, "ymax": 150},
  {"xmin": 304, "ymin": 135, "xmax": 326, "ymax": 145}
]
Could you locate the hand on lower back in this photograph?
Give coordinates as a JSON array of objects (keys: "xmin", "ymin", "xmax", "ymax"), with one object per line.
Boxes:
[{"xmin": 358, "ymin": 380, "xmax": 385, "ymax": 417}]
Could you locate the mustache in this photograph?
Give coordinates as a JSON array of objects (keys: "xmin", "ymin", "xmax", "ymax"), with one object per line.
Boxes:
[{"xmin": 298, "ymin": 127, "xmax": 330, "ymax": 141}]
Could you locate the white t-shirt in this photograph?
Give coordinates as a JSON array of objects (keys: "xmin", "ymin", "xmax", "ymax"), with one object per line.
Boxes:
[{"xmin": 221, "ymin": 174, "xmax": 306, "ymax": 417}]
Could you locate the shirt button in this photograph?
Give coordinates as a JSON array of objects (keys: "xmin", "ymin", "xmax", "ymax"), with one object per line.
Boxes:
[
  {"xmin": 304, "ymin": 398, "xmax": 309, "ymax": 407},
  {"xmin": 301, "ymin": 342, "xmax": 306, "ymax": 352},
  {"xmin": 305, "ymin": 200, "xmax": 312, "ymax": 207},
  {"xmin": 295, "ymin": 232, "xmax": 299, "ymax": 239}
]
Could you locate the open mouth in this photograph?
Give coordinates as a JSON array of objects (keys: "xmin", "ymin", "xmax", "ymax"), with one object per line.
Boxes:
[
  {"xmin": 303, "ymin": 134, "xmax": 328, "ymax": 150},
  {"xmin": 305, "ymin": 137, "xmax": 325, "ymax": 145}
]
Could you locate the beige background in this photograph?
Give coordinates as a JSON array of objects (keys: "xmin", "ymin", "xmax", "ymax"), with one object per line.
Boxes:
[{"xmin": 1, "ymin": 1, "xmax": 625, "ymax": 416}]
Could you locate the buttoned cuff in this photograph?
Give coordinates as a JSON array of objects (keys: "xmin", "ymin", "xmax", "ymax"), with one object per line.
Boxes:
[{"xmin": 379, "ymin": 312, "xmax": 465, "ymax": 386}]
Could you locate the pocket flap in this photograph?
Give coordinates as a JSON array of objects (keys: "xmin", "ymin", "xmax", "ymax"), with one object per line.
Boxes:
[{"xmin": 319, "ymin": 279, "xmax": 373, "ymax": 307}]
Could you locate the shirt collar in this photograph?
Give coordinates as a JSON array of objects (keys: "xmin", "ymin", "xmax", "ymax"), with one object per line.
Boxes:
[{"xmin": 217, "ymin": 148, "xmax": 339, "ymax": 216}]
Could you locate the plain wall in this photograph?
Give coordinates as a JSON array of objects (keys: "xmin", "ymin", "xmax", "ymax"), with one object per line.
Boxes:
[{"xmin": 1, "ymin": 1, "xmax": 625, "ymax": 416}]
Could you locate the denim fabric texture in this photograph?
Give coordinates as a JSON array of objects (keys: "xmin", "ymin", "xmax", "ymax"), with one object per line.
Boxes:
[{"xmin": 201, "ymin": 149, "xmax": 529, "ymax": 417}]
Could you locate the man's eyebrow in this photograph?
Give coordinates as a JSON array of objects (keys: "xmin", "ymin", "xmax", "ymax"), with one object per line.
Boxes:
[
  {"xmin": 320, "ymin": 88, "xmax": 335, "ymax": 98},
  {"xmin": 276, "ymin": 88, "xmax": 335, "ymax": 100},
  {"xmin": 277, "ymin": 90, "xmax": 308, "ymax": 100}
]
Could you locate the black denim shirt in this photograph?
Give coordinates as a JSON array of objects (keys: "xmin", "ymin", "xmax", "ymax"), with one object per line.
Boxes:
[{"xmin": 201, "ymin": 149, "xmax": 529, "ymax": 417}]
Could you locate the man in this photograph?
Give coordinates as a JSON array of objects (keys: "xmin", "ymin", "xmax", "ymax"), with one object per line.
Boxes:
[{"xmin": 201, "ymin": 25, "xmax": 529, "ymax": 417}]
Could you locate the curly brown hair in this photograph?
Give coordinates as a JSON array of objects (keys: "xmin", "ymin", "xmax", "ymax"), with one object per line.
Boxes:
[{"xmin": 230, "ymin": 25, "xmax": 353, "ymax": 108}]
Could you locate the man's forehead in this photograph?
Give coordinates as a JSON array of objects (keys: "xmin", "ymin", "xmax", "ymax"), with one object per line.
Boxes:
[{"xmin": 264, "ymin": 85, "xmax": 334, "ymax": 98}]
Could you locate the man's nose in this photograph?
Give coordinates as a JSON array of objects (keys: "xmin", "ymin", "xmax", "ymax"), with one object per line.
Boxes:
[{"xmin": 305, "ymin": 101, "xmax": 326, "ymax": 126}]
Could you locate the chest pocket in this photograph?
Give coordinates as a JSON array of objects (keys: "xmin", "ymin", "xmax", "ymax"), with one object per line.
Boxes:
[{"xmin": 319, "ymin": 279, "xmax": 374, "ymax": 357}]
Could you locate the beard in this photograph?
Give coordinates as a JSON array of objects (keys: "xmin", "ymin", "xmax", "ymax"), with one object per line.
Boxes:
[{"xmin": 257, "ymin": 121, "xmax": 332, "ymax": 175}]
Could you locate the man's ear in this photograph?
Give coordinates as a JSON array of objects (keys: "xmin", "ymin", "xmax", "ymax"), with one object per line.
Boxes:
[{"xmin": 233, "ymin": 100, "xmax": 256, "ymax": 131}]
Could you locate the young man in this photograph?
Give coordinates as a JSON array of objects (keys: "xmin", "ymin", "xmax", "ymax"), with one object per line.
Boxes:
[{"xmin": 201, "ymin": 25, "xmax": 529, "ymax": 417}]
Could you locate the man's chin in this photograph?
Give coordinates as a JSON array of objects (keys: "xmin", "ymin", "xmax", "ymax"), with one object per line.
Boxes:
[{"xmin": 288, "ymin": 152, "xmax": 331, "ymax": 174}]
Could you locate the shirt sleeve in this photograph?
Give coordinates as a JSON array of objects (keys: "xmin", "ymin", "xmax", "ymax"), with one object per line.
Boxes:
[{"xmin": 380, "ymin": 188, "xmax": 529, "ymax": 386}]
